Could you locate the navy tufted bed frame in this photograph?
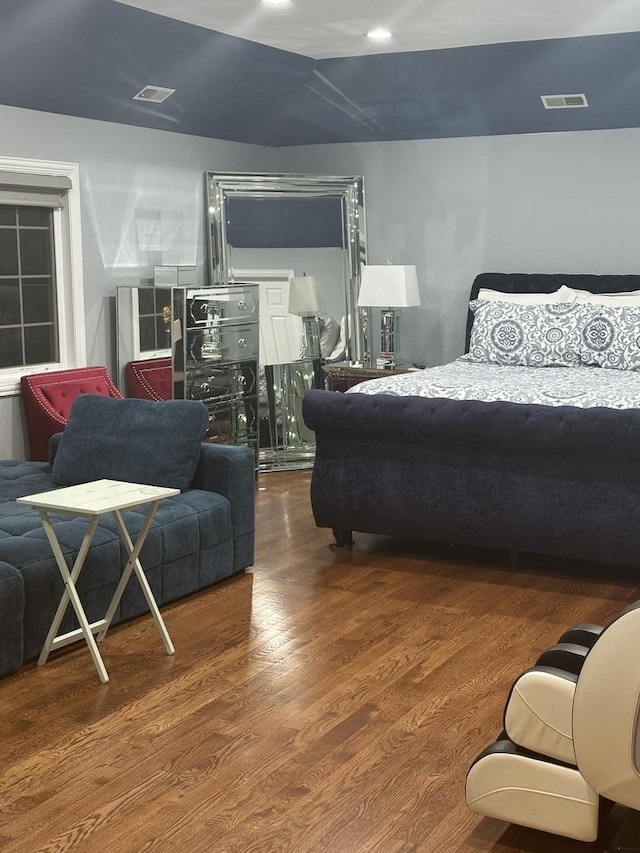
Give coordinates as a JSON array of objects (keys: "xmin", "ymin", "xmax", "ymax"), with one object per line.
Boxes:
[{"xmin": 302, "ymin": 273, "xmax": 640, "ymax": 568}]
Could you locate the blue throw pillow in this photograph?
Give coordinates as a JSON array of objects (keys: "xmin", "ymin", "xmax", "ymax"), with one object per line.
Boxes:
[{"xmin": 51, "ymin": 395, "xmax": 209, "ymax": 490}]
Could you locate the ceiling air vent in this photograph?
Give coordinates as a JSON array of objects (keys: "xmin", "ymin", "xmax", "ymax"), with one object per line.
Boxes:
[
  {"xmin": 541, "ymin": 93, "xmax": 589, "ymax": 109},
  {"xmin": 132, "ymin": 85, "xmax": 176, "ymax": 104}
]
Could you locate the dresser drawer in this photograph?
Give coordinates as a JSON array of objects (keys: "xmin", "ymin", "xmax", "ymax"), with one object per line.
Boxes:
[
  {"xmin": 204, "ymin": 395, "xmax": 258, "ymax": 447},
  {"xmin": 186, "ymin": 323, "xmax": 259, "ymax": 363},
  {"xmin": 215, "ymin": 323, "xmax": 259, "ymax": 362},
  {"xmin": 185, "ymin": 362, "xmax": 257, "ymax": 403},
  {"xmin": 187, "ymin": 286, "xmax": 259, "ymax": 326}
]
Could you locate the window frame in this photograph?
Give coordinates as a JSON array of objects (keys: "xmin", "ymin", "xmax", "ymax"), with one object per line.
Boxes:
[{"xmin": 0, "ymin": 155, "xmax": 86, "ymax": 396}]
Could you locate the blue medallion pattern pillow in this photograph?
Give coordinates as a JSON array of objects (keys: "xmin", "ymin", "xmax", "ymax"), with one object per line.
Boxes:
[
  {"xmin": 466, "ymin": 299, "xmax": 584, "ymax": 367},
  {"xmin": 579, "ymin": 305, "xmax": 640, "ymax": 369}
]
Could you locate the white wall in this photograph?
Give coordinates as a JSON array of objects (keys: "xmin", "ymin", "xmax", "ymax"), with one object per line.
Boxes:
[
  {"xmin": 277, "ymin": 129, "xmax": 640, "ymax": 368},
  {"xmin": 0, "ymin": 105, "xmax": 277, "ymax": 459}
]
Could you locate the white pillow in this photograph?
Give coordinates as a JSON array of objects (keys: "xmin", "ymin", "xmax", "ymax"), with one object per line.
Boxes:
[
  {"xmin": 319, "ymin": 315, "xmax": 340, "ymax": 358},
  {"xmin": 562, "ymin": 287, "xmax": 640, "ymax": 307},
  {"xmin": 326, "ymin": 316, "xmax": 346, "ymax": 362},
  {"xmin": 476, "ymin": 285, "xmax": 577, "ymax": 305}
]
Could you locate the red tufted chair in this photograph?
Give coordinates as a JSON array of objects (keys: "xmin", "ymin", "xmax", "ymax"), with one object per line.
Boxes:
[
  {"xmin": 125, "ymin": 357, "xmax": 172, "ymax": 402},
  {"xmin": 20, "ymin": 366, "xmax": 123, "ymax": 461}
]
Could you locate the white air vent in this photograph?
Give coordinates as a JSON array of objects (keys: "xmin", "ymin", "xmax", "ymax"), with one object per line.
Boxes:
[
  {"xmin": 133, "ymin": 85, "xmax": 176, "ymax": 104},
  {"xmin": 541, "ymin": 93, "xmax": 589, "ymax": 110}
]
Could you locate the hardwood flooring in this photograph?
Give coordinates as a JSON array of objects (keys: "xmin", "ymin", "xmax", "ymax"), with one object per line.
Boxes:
[{"xmin": 0, "ymin": 470, "xmax": 637, "ymax": 852}]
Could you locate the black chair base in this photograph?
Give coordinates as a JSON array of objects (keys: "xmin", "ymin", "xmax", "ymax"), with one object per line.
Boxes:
[{"xmin": 605, "ymin": 806, "xmax": 640, "ymax": 853}]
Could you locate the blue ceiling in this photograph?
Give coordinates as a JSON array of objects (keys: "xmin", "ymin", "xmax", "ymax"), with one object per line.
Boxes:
[{"xmin": 3, "ymin": 0, "xmax": 640, "ymax": 147}]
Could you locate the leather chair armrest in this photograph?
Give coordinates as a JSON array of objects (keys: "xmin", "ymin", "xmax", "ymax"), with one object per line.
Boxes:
[
  {"xmin": 504, "ymin": 666, "xmax": 578, "ymax": 765},
  {"xmin": 535, "ymin": 642, "xmax": 590, "ymax": 675},
  {"xmin": 557, "ymin": 623, "xmax": 603, "ymax": 648}
]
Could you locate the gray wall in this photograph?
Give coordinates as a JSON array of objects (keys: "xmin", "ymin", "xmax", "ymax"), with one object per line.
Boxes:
[
  {"xmin": 0, "ymin": 105, "xmax": 276, "ymax": 459},
  {"xmin": 3, "ymin": 104, "xmax": 640, "ymax": 459},
  {"xmin": 277, "ymin": 129, "xmax": 640, "ymax": 368}
]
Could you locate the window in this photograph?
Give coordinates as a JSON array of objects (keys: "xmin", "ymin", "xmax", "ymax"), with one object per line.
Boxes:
[
  {"xmin": 137, "ymin": 287, "xmax": 172, "ymax": 355},
  {"xmin": 0, "ymin": 157, "xmax": 85, "ymax": 396}
]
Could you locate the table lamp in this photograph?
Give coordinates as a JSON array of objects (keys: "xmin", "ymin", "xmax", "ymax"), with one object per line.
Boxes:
[
  {"xmin": 357, "ymin": 265, "xmax": 420, "ymax": 369},
  {"xmin": 288, "ymin": 274, "xmax": 326, "ymax": 358}
]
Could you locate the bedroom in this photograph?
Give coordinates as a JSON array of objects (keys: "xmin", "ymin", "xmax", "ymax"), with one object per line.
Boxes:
[{"xmin": 1, "ymin": 1, "xmax": 640, "ymax": 850}]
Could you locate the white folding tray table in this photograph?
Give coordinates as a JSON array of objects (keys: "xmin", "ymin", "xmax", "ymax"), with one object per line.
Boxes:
[{"xmin": 17, "ymin": 479, "xmax": 179, "ymax": 683}]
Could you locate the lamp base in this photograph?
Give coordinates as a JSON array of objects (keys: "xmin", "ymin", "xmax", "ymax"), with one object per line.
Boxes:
[
  {"xmin": 379, "ymin": 308, "xmax": 400, "ymax": 370},
  {"xmin": 301, "ymin": 316, "xmax": 321, "ymax": 360},
  {"xmin": 376, "ymin": 356, "xmax": 397, "ymax": 370}
]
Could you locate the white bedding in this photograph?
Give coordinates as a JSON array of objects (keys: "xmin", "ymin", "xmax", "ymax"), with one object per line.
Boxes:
[{"xmin": 346, "ymin": 358, "xmax": 640, "ymax": 409}]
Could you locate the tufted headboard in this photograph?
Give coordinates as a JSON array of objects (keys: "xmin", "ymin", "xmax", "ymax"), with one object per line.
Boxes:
[{"xmin": 464, "ymin": 272, "xmax": 640, "ymax": 352}]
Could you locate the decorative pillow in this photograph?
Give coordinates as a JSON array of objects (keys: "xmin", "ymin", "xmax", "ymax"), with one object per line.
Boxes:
[
  {"xmin": 579, "ymin": 305, "xmax": 640, "ymax": 370},
  {"xmin": 51, "ymin": 395, "xmax": 209, "ymax": 490},
  {"xmin": 476, "ymin": 285, "xmax": 577, "ymax": 305},
  {"xmin": 466, "ymin": 299, "xmax": 585, "ymax": 367},
  {"xmin": 319, "ymin": 315, "xmax": 341, "ymax": 359},
  {"xmin": 326, "ymin": 316, "xmax": 347, "ymax": 362}
]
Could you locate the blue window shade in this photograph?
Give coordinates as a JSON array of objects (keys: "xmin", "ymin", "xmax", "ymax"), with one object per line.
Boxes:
[{"xmin": 227, "ymin": 196, "xmax": 344, "ymax": 249}]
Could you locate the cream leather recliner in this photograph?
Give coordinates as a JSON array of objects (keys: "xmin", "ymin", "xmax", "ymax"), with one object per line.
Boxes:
[{"xmin": 466, "ymin": 602, "xmax": 640, "ymax": 848}]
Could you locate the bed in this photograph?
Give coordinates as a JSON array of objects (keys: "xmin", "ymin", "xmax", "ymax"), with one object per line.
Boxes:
[{"xmin": 302, "ymin": 272, "xmax": 640, "ymax": 568}]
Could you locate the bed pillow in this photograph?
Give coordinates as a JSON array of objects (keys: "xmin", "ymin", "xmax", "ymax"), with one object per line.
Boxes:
[
  {"xmin": 319, "ymin": 315, "xmax": 341, "ymax": 359},
  {"xmin": 579, "ymin": 304, "xmax": 640, "ymax": 370},
  {"xmin": 466, "ymin": 299, "xmax": 585, "ymax": 367},
  {"xmin": 476, "ymin": 285, "xmax": 577, "ymax": 305},
  {"xmin": 51, "ymin": 394, "xmax": 209, "ymax": 490},
  {"xmin": 326, "ymin": 316, "xmax": 347, "ymax": 362},
  {"xmin": 563, "ymin": 288, "xmax": 640, "ymax": 306}
]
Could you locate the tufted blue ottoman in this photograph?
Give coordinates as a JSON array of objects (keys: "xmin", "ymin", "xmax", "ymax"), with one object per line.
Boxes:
[{"xmin": 0, "ymin": 561, "xmax": 24, "ymax": 675}]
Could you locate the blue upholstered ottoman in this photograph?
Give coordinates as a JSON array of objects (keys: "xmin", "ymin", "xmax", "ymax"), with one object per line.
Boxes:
[{"xmin": 0, "ymin": 561, "xmax": 24, "ymax": 675}]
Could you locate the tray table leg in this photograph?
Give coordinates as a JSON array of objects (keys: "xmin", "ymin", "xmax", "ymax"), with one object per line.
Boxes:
[
  {"xmin": 101, "ymin": 503, "xmax": 175, "ymax": 655},
  {"xmin": 37, "ymin": 510, "xmax": 110, "ymax": 683}
]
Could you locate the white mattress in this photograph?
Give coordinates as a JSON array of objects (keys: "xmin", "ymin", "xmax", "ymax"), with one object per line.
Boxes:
[{"xmin": 346, "ymin": 358, "xmax": 640, "ymax": 410}]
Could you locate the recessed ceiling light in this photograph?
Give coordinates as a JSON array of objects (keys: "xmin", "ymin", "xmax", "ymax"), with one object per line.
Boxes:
[
  {"xmin": 367, "ymin": 28, "xmax": 392, "ymax": 41},
  {"xmin": 261, "ymin": 0, "xmax": 291, "ymax": 6}
]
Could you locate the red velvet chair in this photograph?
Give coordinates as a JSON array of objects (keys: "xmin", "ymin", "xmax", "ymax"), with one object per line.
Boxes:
[
  {"xmin": 125, "ymin": 357, "xmax": 173, "ymax": 402},
  {"xmin": 20, "ymin": 366, "xmax": 123, "ymax": 462}
]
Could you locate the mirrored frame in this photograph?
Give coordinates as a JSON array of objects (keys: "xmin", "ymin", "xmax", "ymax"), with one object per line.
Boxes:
[{"xmin": 205, "ymin": 171, "xmax": 367, "ymax": 366}]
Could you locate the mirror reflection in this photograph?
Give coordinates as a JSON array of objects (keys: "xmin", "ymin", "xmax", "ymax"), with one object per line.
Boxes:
[{"xmin": 206, "ymin": 171, "xmax": 366, "ymax": 471}]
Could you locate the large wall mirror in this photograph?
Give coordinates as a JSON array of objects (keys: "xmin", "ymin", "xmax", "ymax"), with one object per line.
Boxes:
[{"xmin": 206, "ymin": 171, "xmax": 367, "ymax": 471}]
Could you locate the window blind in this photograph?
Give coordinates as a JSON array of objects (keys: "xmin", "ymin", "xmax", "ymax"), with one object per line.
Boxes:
[{"xmin": 0, "ymin": 171, "xmax": 72, "ymax": 208}]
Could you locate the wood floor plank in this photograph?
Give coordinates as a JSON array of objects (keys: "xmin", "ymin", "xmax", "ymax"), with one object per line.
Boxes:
[{"xmin": 0, "ymin": 469, "xmax": 637, "ymax": 852}]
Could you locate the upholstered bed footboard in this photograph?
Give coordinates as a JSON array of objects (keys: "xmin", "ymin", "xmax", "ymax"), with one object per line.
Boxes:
[{"xmin": 302, "ymin": 389, "xmax": 640, "ymax": 566}]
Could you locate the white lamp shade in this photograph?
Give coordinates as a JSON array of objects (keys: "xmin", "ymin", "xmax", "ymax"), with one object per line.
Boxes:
[
  {"xmin": 357, "ymin": 265, "xmax": 421, "ymax": 308},
  {"xmin": 288, "ymin": 275, "xmax": 326, "ymax": 317}
]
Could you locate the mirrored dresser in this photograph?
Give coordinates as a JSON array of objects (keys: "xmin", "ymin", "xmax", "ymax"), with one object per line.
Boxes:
[{"xmin": 172, "ymin": 284, "xmax": 259, "ymax": 462}]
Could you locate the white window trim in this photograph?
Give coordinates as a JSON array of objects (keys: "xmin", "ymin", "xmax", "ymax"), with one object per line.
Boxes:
[
  {"xmin": 128, "ymin": 288, "xmax": 171, "ymax": 361},
  {"xmin": 0, "ymin": 155, "xmax": 86, "ymax": 396}
]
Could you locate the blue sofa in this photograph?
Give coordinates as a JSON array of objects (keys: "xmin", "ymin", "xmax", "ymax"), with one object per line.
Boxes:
[{"xmin": 0, "ymin": 439, "xmax": 255, "ymax": 678}]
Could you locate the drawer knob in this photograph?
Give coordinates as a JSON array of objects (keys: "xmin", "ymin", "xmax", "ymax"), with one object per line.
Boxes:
[
  {"xmin": 237, "ymin": 300, "xmax": 247, "ymax": 311},
  {"xmin": 237, "ymin": 338, "xmax": 247, "ymax": 348}
]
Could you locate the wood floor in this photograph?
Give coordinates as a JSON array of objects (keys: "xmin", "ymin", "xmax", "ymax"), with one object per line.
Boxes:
[{"xmin": 0, "ymin": 470, "xmax": 637, "ymax": 852}]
